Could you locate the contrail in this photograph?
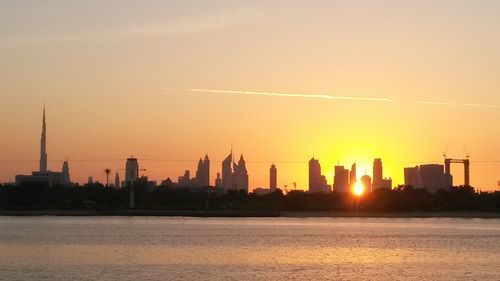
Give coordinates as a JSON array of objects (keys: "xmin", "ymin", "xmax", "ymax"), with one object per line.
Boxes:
[
  {"xmin": 418, "ymin": 101, "xmax": 499, "ymax": 109},
  {"xmin": 185, "ymin": 88, "xmax": 394, "ymax": 102},
  {"xmin": 163, "ymin": 87, "xmax": 499, "ymax": 109}
]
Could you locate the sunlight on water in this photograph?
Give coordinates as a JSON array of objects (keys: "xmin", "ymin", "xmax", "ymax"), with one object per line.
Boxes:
[{"xmin": 0, "ymin": 217, "xmax": 499, "ymax": 280}]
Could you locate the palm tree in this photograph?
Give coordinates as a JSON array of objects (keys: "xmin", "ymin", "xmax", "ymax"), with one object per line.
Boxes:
[{"xmin": 104, "ymin": 168, "xmax": 111, "ymax": 187}]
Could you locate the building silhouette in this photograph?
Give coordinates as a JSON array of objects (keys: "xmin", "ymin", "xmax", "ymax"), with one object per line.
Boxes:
[
  {"xmin": 372, "ymin": 158, "xmax": 383, "ymax": 189},
  {"xmin": 404, "ymin": 166, "xmax": 423, "ymax": 189},
  {"xmin": 39, "ymin": 106, "xmax": 47, "ymax": 172},
  {"xmin": 220, "ymin": 151, "xmax": 249, "ymax": 192},
  {"xmin": 444, "ymin": 158, "xmax": 470, "ymax": 187},
  {"xmin": 215, "ymin": 172, "xmax": 222, "ymax": 188},
  {"xmin": 61, "ymin": 160, "xmax": 70, "ymax": 185},
  {"xmin": 309, "ymin": 157, "xmax": 329, "ymax": 193},
  {"xmin": 125, "ymin": 157, "xmax": 139, "ymax": 186},
  {"xmin": 334, "ymin": 165, "xmax": 349, "ymax": 193},
  {"xmin": 178, "ymin": 170, "xmax": 191, "ymax": 186},
  {"xmin": 270, "ymin": 163, "xmax": 277, "ymax": 190},
  {"xmin": 349, "ymin": 163, "xmax": 357, "ymax": 187},
  {"xmin": 232, "ymin": 155, "xmax": 249, "ymax": 192},
  {"xmin": 361, "ymin": 174, "xmax": 372, "ymax": 192},
  {"xmin": 194, "ymin": 154, "xmax": 210, "ymax": 187},
  {"xmin": 15, "ymin": 106, "xmax": 70, "ymax": 187},
  {"xmin": 222, "ymin": 152, "xmax": 233, "ymax": 190},
  {"xmin": 115, "ymin": 172, "xmax": 120, "ymax": 189},
  {"xmin": 404, "ymin": 164, "xmax": 447, "ymax": 193},
  {"xmin": 372, "ymin": 158, "xmax": 392, "ymax": 190}
]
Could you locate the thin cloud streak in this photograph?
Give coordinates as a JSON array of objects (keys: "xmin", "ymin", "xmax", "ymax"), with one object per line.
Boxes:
[
  {"xmin": 185, "ymin": 88, "xmax": 394, "ymax": 102},
  {"xmin": 1, "ymin": 8, "xmax": 258, "ymax": 48},
  {"xmin": 418, "ymin": 101, "xmax": 499, "ymax": 109},
  {"xmin": 165, "ymin": 88, "xmax": 499, "ymax": 109}
]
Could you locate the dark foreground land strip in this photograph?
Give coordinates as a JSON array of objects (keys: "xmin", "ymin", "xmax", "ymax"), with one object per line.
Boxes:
[
  {"xmin": 1, "ymin": 210, "xmax": 500, "ymax": 218},
  {"xmin": 0, "ymin": 210, "xmax": 281, "ymax": 217}
]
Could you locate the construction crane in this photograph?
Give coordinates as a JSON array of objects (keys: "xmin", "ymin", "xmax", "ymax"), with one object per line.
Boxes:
[
  {"xmin": 442, "ymin": 142, "xmax": 450, "ymax": 159},
  {"xmin": 463, "ymin": 144, "xmax": 470, "ymax": 159}
]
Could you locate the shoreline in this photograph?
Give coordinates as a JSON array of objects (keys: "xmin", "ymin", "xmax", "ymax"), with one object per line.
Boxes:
[{"xmin": 0, "ymin": 210, "xmax": 499, "ymax": 218}]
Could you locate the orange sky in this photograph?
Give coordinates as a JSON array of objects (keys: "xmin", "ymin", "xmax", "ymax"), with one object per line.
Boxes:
[{"xmin": 0, "ymin": 1, "xmax": 499, "ymax": 190}]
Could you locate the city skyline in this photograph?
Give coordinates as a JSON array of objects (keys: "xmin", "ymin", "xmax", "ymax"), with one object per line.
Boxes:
[
  {"xmin": 5, "ymin": 107, "xmax": 496, "ymax": 192},
  {"xmin": 0, "ymin": 1, "xmax": 499, "ymax": 190}
]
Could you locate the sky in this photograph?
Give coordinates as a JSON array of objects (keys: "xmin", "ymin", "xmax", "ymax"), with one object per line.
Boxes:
[{"xmin": 0, "ymin": 0, "xmax": 499, "ymax": 191}]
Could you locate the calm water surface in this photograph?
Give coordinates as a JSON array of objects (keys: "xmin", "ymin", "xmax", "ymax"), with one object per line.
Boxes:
[{"xmin": 0, "ymin": 216, "xmax": 499, "ymax": 280}]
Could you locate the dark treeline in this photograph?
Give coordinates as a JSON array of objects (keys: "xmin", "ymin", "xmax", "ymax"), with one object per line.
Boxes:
[{"xmin": 0, "ymin": 182, "xmax": 499, "ymax": 213}]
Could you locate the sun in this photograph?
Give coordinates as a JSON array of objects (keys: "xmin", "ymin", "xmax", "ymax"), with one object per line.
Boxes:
[{"xmin": 353, "ymin": 182, "xmax": 364, "ymax": 196}]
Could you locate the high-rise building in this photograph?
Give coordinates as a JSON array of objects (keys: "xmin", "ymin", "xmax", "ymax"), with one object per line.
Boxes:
[
  {"xmin": 115, "ymin": 172, "xmax": 120, "ymax": 189},
  {"xmin": 334, "ymin": 165, "xmax": 349, "ymax": 193},
  {"xmin": 414, "ymin": 164, "xmax": 447, "ymax": 193},
  {"xmin": 270, "ymin": 163, "xmax": 277, "ymax": 190},
  {"xmin": 125, "ymin": 157, "xmax": 139, "ymax": 186},
  {"xmin": 309, "ymin": 157, "xmax": 329, "ymax": 193},
  {"xmin": 372, "ymin": 158, "xmax": 383, "ymax": 190},
  {"xmin": 404, "ymin": 166, "xmax": 423, "ymax": 189},
  {"xmin": 361, "ymin": 175, "xmax": 372, "ymax": 192},
  {"xmin": 195, "ymin": 154, "xmax": 210, "ymax": 187},
  {"xmin": 222, "ymin": 152, "xmax": 233, "ymax": 190},
  {"xmin": 178, "ymin": 170, "xmax": 191, "ymax": 186},
  {"xmin": 61, "ymin": 161, "xmax": 70, "ymax": 185},
  {"xmin": 381, "ymin": 178, "xmax": 392, "ymax": 190},
  {"xmin": 215, "ymin": 172, "xmax": 222, "ymax": 188},
  {"xmin": 233, "ymin": 155, "xmax": 249, "ymax": 192},
  {"xmin": 16, "ymin": 106, "xmax": 69, "ymax": 187},
  {"xmin": 40, "ymin": 106, "xmax": 47, "ymax": 172},
  {"xmin": 221, "ymin": 151, "xmax": 249, "ymax": 192},
  {"xmin": 349, "ymin": 162, "xmax": 357, "ymax": 186}
]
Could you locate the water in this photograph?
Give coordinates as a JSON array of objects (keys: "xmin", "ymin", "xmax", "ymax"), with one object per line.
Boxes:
[{"xmin": 0, "ymin": 216, "xmax": 499, "ymax": 280}]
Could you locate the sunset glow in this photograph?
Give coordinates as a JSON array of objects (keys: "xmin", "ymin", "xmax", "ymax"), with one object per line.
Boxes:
[
  {"xmin": 353, "ymin": 182, "xmax": 364, "ymax": 197},
  {"xmin": 0, "ymin": 1, "xmax": 499, "ymax": 191}
]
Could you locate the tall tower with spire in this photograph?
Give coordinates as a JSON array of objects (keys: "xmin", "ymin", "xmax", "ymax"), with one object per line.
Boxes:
[{"xmin": 39, "ymin": 106, "xmax": 48, "ymax": 172}]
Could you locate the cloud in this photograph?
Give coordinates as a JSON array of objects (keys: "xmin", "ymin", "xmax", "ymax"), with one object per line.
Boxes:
[
  {"xmin": 418, "ymin": 101, "xmax": 499, "ymax": 109},
  {"xmin": 163, "ymin": 88, "xmax": 499, "ymax": 109},
  {"xmin": 124, "ymin": 9, "xmax": 256, "ymax": 37},
  {"xmin": 1, "ymin": 8, "xmax": 258, "ymax": 47},
  {"xmin": 184, "ymin": 88, "xmax": 394, "ymax": 102}
]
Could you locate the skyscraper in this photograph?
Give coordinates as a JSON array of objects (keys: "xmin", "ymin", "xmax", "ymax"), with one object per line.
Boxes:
[
  {"xmin": 309, "ymin": 157, "xmax": 329, "ymax": 193},
  {"xmin": 349, "ymin": 162, "xmax": 357, "ymax": 186},
  {"xmin": 372, "ymin": 158, "xmax": 383, "ymax": 190},
  {"xmin": 125, "ymin": 157, "xmax": 139, "ymax": 186},
  {"xmin": 361, "ymin": 174, "xmax": 372, "ymax": 192},
  {"xmin": 39, "ymin": 106, "xmax": 47, "ymax": 172},
  {"xmin": 221, "ymin": 152, "xmax": 233, "ymax": 190},
  {"xmin": 221, "ymin": 151, "xmax": 249, "ymax": 192},
  {"xmin": 334, "ymin": 165, "xmax": 349, "ymax": 193},
  {"xmin": 195, "ymin": 154, "xmax": 210, "ymax": 187},
  {"xmin": 270, "ymin": 163, "xmax": 277, "ymax": 190},
  {"xmin": 16, "ymin": 106, "xmax": 69, "ymax": 187},
  {"xmin": 420, "ymin": 164, "xmax": 446, "ymax": 192},
  {"xmin": 404, "ymin": 166, "xmax": 423, "ymax": 189},
  {"xmin": 215, "ymin": 172, "xmax": 222, "ymax": 188},
  {"xmin": 233, "ymin": 154, "xmax": 249, "ymax": 192},
  {"xmin": 115, "ymin": 172, "xmax": 120, "ymax": 189},
  {"xmin": 61, "ymin": 160, "xmax": 70, "ymax": 185}
]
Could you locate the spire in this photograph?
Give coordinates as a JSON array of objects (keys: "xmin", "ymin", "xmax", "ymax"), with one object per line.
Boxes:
[
  {"xmin": 115, "ymin": 172, "xmax": 120, "ymax": 188},
  {"xmin": 61, "ymin": 160, "xmax": 70, "ymax": 184},
  {"xmin": 39, "ymin": 105, "xmax": 47, "ymax": 172}
]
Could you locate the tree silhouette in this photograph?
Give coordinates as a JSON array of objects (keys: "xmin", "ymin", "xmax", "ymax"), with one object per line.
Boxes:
[{"xmin": 104, "ymin": 168, "xmax": 111, "ymax": 187}]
